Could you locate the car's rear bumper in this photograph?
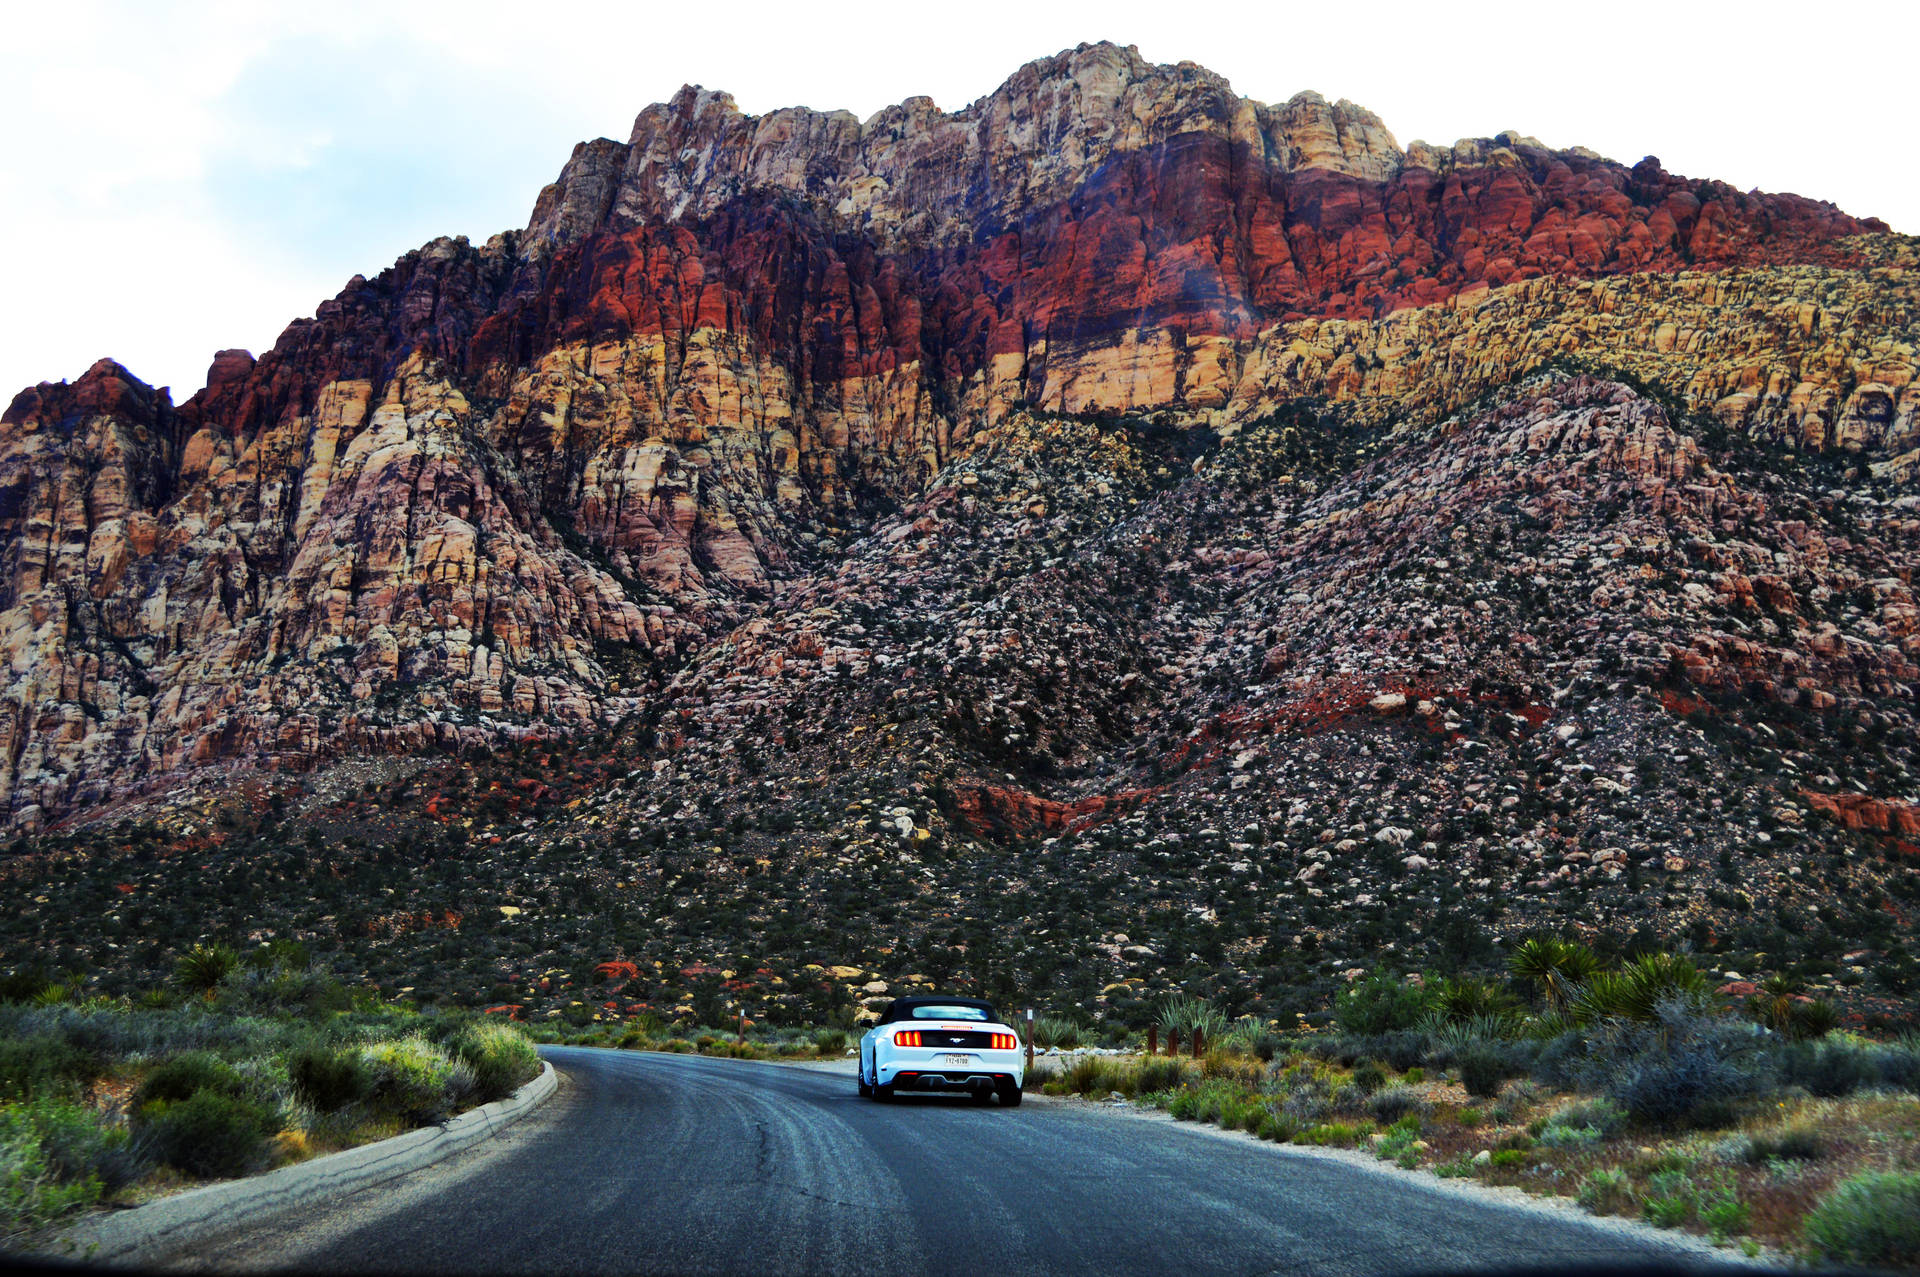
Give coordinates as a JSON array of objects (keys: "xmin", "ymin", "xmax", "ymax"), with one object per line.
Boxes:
[
  {"xmin": 877, "ymin": 1052, "xmax": 1023, "ymax": 1087},
  {"xmin": 885, "ymin": 1069, "xmax": 1019, "ymax": 1093}
]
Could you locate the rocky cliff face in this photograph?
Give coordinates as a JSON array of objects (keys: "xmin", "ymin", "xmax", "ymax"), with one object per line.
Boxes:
[{"xmin": 0, "ymin": 41, "xmax": 1912, "ymax": 835}]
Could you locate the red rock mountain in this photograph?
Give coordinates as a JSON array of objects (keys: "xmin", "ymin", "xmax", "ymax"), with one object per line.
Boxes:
[{"xmin": 0, "ymin": 41, "xmax": 1910, "ymax": 833}]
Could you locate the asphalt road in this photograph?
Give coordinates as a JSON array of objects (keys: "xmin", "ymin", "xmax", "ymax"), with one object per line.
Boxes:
[{"xmin": 166, "ymin": 1047, "xmax": 1732, "ymax": 1276}]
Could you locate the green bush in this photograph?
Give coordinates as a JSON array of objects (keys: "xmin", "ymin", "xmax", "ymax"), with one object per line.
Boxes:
[
  {"xmin": 1366, "ymin": 1085, "xmax": 1428, "ymax": 1125},
  {"xmin": 1133, "ymin": 1057, "xmax": 1188, "ymax": 1094},
  {"xmin": 1300, "ymin": 1122, "xmax": 1363, "ymax": 1147},
  {"xmin": 1335, "ymin": 976, "xmax": 1434, "ymax": 1036},
  {"xmin": 1641, "ymin": 1170, "xmax": 1698, "ymax": 1229},
  {"xmin": 1350, "ymin": 1060, "xmax": 1388, "ymax": 1094},
  {"xmin": 1802, "ymin": 1171, "xmax": 1920, "ymax": 1268},
  {"xmin": 289, "ymin": 1042, "xmax": 369, "ymax": 1111},
  {"xmin": 812, "ymin": 1029, "xmax": 848, "ymax": 1054},
  {"xmin": 1488, "ymin": 1148, "xmax": 1529, "ymax": 1169},
  {"xmin": 1743, "ymin": 1125, "xmax": 1823, "ymax": 1163},
  {"xmin": 0, "ymin": 1035, "xmax": 100, "ymax": 1102},
  {"xmin": 1063, "ymin": 1055, "xmax": 1116, "ymax": 1096},
  {"xmin": 136, "ymin": 1090, "xmax": 281, "ymax": 1178},
  {"xmin": 1538, "ymin": 1123, "xmax": 1605, "ymax": 1149},
  {"xmin": 1702, "ymin": 1193, "xmax": 1751, "ymax": 1242},
  {"xmin": 1577, "ymin": 1168, "xmax": 1635, "ymax": 1215},
  {"xmin": 1458, "ymin": 1045, "xmax": 1506, "ymax": 1098},
  {"xmin": 0, "ymin": 1101, "xmax": 117, "ymax": 1234},
  {"xmin": 1780, "ymin": 1039, "xmax": 1880, "ymax": 1098},
  {"xmin": 358, "ymin": 1036, "xmax": 471, "ymax": 1124},
  {"xmin": 1551, "ymin": 1097, "xmax": 1626, "ymax": 1136},
  {"xmin": 134, "ymin": 1052, "xmax": 246, "ymax": 1107},
  {"xmin": 449, "ymin": 1023, "xmax": 539, "ymax": 1102}
]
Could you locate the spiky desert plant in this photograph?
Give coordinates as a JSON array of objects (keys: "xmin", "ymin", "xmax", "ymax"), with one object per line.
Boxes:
[
  {"xmin": 1574, "ymin": 953, "xmax": 1712, "ymax": 1024},
  {"xmin": 1508, "ymin": 937, "xmax": 1598, "ymax": 1012},
  {"xmin": 171, "ymin": 944, "xmax": 239, "ymax": 998}
]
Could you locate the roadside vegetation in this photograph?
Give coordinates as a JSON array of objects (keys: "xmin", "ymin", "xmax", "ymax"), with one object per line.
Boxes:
[
  {"xmin": 1019, "ymin": 941, "xmax": 1920, "ymax": 1269},
  {"xmin": 0, "ymin": 944, "xmax": 539, "ymax": 1242}
]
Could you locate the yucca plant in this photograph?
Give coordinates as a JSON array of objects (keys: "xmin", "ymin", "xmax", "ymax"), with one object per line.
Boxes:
[
  {"xmin": 1157, "ymin": 995, "xmax": 1228, "ymax": 1046},
  {"xmin": 172, "ymin": 944, "xmax": 240, "ymax": 998},
  {"xmin": 1508, "ymin": 937, "xmax": 1598, "ymax": 1012}
]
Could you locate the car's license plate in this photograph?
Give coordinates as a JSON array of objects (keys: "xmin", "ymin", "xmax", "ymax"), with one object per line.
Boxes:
[{"xmin": 940, "ymin": 1053, "xmax": 972, "ymax": 1065}]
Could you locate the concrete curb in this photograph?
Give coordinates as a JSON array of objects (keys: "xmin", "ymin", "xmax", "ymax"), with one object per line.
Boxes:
[{"xmin": 35, "ymin": 1061, "xmax": 557, "ymax": 1266}]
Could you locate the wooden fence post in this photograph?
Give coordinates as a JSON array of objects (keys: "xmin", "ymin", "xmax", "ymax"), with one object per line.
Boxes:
[
  {"xmin": 1193, "ymin": 1026, "xmax": 1205, "ymax": 1058},
  {"xmin": 1147, "ymin": 1025, "xmax": 1157, "ymax": 1057},
  {"xmin": 1169, "ymin": 1028, "xmax": 1180, "ymax": 1057}
]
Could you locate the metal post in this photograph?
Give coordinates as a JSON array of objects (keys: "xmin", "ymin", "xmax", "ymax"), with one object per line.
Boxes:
[{"xmin": 1024, "ymin": 1007, "xmax": 1034, "ymax": 1073}]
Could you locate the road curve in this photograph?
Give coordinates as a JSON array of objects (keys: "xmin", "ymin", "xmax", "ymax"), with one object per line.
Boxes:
[{"xmin": 166, "ymin": 1047, "xmax": 1730, "ymax": 1276}]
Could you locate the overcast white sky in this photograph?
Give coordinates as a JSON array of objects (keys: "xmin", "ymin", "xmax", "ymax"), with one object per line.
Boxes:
[{"xmin": 3, "ymin": 0, "xmax": 1912, "ymax": 404}]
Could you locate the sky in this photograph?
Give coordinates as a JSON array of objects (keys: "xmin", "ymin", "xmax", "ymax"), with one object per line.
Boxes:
[{"xmin": 3, "ymin": 0, "xmax": 1913, "ymax": 404}]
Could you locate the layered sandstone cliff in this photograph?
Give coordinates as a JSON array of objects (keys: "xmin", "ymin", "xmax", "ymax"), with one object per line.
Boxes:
[{"xmin": 0, "ymin": 42, "xmax": 1910, "ymax": 827}]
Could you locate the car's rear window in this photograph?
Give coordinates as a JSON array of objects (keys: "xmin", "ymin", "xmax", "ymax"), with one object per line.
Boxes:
[{"xmin": 909, "ymin": 1005, "xmax": 990, "ymax": 1020}]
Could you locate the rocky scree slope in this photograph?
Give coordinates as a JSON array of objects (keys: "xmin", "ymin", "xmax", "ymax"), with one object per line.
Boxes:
[{"xmin": 7, "ymin": 372, "xmax": 1919, "ymax": 1027}]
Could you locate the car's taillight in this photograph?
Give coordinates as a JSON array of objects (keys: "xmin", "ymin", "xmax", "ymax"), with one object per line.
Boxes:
[
  {"xmin": 896, "ymin": 1030, "xmax": 922, "ymax": 1047},
  {"xmin": 994, "ymin": 1033, "xmax": 1017, "ymax": 1051}
]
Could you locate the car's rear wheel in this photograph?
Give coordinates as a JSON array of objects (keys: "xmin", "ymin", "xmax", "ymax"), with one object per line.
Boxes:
[
  {"xmin": 857, "ymin": 1068, "xmax": 872, "ymax": 1098},
  {"xmin": 998, "ymin": 1082, "xmax": 1023, "ymax": 1108},
  {"xmin": 872, "ymin": 1080, "xmax": 893, "ymax": 1102}
]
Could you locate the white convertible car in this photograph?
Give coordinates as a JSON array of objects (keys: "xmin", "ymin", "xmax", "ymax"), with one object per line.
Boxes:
[{"xmin": 858, "ymin": 996, "xmax": 1025, "ymax": 1106}]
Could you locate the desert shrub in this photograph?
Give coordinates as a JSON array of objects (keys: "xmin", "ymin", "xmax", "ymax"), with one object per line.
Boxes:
[
  {"xmin": 449, "ymin": 1022, "xmax": 539, "ymax": 1102},
  {"xmin": 0, "ymin": 1101, "xmax": 126, "ymax": 1235},
  {"xmin": 1132, "ymin": 1057, "xmax": 1188, "ymax": 1094},
  {"xmin": 136, "ymin": 1090, "xmax": 280, "ymax": 1178},
  {"xmin": 1780, "ymin": 1038, "xmax": 1880, "ymax": 1098},
  {"xmin": 1221, "ymin": 1097, "xmax": 1264, "ymax": 1132},
  {"xmin": 1538, "ymin": 1123, "xmax": 1605, "ymax": 1150},
  {"xmin": 289, "ymin": 1042, "xmax": 369, "ymax": 1111},
  {"xmin": 1255, "ymin": 1111, "xmax": 1298, "ymax": 1142},
  {"xmin": 1487, "ymin": 1149, "xmax": 1528, "ymax": 1169},
  {"xmin": 1577, "ymin": 1168, "xmax": 1635, "ymax": 1215},
  {"xmin": 1319, "ymin": 1030, "xmax": 1425, "ymax": 1072},
  {"xmin": 1802, "ymin": 1172, "xmax": 1920, "ymax": 1268},
  {"xmin": 1875, "ymin": 1037, "xmax": 1920, "ymax": 1093},
  {"xmin": 358, "ymin": 1036, "xmax": 471, "ymax": 1124},
  {"xmin": 1350, "ymin": 1060, "xmax": 1388, "ymax": 1095},
  {"xmin": 1458, "ymin": 1045, "xmax": 1507, "ymax": 1098},
  {"xmin": 134, "ymin": 1052, "xmax": 247, "ymax": 1108},
  {"xmin": 1299, "ymin": 1122, "xmax": 1362, "ymax": 1147},
  {"xmin": 1701, "ymin": 1193, "xmax": 1751, "ymax": 1241},
  {"xmin": 1335, "ymin": 976, "xmax": 1434, "ymax": 1037},
  {"xmin": 1578, "ymin": 1000, "xmax": 1770, "ymax": 1127},
  {"xmin": 1022, "ymin": 1062, "xmax": 1055, "ymax": 1092},
  {"xmin": 1742, "ymin": 1125, "xmax": 1824, "ymax": 1164},
  {"xmin": 1366, "ymin": 1085, "xmax": 1428, "ymax": 1125},
  {"xmin": 0, "ymin": 1035, "xmax": 100, "ymax": 1102},
  {"xmin": 1063, "ymin": 1055, "xmax": 1116, "ymax": 1096},
  {"xmin": 1641, "ymin": 1170, "xmax": 1698, "ymax": 1228},
  {"xmin": 811, "ymin": 1029, "xmax": 848, "ymax": 1055},
  {"xmin": 1552, "ymin": 1097, "xmax": 1624, "ymax": 1134}
]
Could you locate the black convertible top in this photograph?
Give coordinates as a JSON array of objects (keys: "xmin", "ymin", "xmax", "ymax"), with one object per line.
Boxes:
[{"xmin": 875, "ymin": 996, "xmax": 1002, "ymax": 1026}]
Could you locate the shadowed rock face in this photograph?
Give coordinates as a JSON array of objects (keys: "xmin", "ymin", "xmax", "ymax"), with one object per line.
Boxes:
[{"xmin": 0, "ymin": 41, "xmax": 1912, "ymax": 827}]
